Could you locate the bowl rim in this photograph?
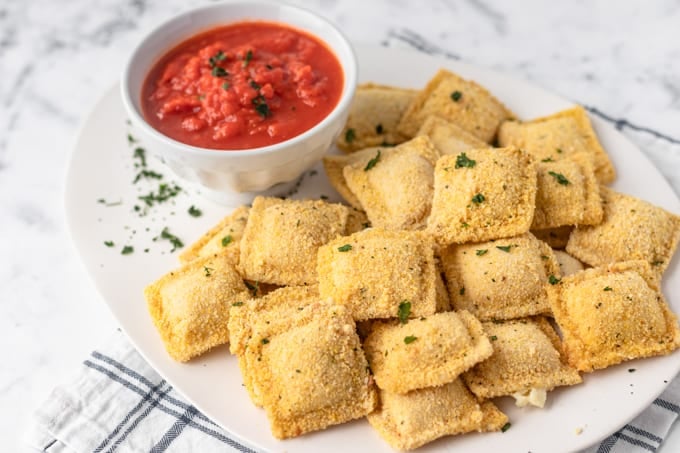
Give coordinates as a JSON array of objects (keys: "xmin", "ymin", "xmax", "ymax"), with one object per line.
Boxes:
[{"xmin": 120, "ymin": 0, "xmax": 357, "ymax": 157}]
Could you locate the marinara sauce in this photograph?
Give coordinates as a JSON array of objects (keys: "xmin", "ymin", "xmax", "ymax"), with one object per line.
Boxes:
[{"xmin": 141, "ymin": 21, "xmax": 344, "ymax": 150}]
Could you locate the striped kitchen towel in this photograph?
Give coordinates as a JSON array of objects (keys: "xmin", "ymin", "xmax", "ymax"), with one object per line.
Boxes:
[{"xmin": 25, "ymin": 330, "xmax": 680, "ymax": 453}]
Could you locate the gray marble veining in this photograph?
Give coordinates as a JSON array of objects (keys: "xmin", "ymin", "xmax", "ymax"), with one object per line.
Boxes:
[{"xmin": 1, "ymin": 0, "xmax": 680, "ymax": 451}]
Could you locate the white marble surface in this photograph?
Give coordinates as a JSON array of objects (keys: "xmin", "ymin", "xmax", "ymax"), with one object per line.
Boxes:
[{"xmin": 2, "ymin": 0, "xmax": 680, "ymax": 451}]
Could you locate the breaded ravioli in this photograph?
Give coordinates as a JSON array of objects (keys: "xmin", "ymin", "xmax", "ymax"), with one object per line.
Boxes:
[
  {"xmin": 367, "ymin": 379, "xmax": 507, "ymax": 451},
  {"xmin": 363, "ymin": 311, "xmax": 492, "ymax": 393},
  {"xmin": 566, "ymin": 187, "xmax": 680, "ymax": 278},
  {"xmin": 398, "ymin": 68, "xmax": 514, "ymax": 142},
  {"xmin": 441, "ymin": 233, "xmax": 559, "ymax": 321},
  {"xmin": 337, "ymin": 83, "xmax": 417, "ymax": 152},
  {"xmin": 238, "ymin": 197, "xmax": 351, "ymax": 285},
  {"xmin": 497, "ymin": 106, "xmax": 615, "ymax": 184},
  {"xmin": 462, "ymin": 317, "xmax": 582, "ymax": 401},
  {"xmin": 532, "ymin": 153, "xmax": 603, "ymax": 230},
  {"xmin": 427, "ymin": 147, "xmax": 537, "ymax": 245},
  {"xmin": 145, "ymin": 253, "xmax": 250, "ymax": 362},
  {"xmin": 342, "ymin": 136, "xmax": 440, "ymax": 230},
  {"xmin": 317, "ymin": 228, "xmax": 438, "ymax": 320},
  {"xmin": 548, "ymin": 261, "xmax": 680, "ymax": 372},
  {"xmin": 244, "ymin": 303, "xmax": 378, "ymax": 439}
]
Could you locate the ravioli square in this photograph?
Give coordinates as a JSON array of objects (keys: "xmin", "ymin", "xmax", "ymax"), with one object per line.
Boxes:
[
  {"xmin": 497, "ymin": 106, "xmax": 615, "ymax": 184},
  {"xmin": 441, "ymin": 233, "xmax": 560, "ymax": 321},
  {"xmin": 462, "ymin": 317, "xmax": 582, "ymax": 401},
  {"xmin": 337, "ymin": 83, "xmax": 417, "ymax": 152},
  {"xmin": 416, "ymin": 115, "xmax": 487, "ymax": 155},
  {"xmin": 178, "ymin": 205, "xmax": 249, "ymax": 265},
  {"xmin": 238, "ymin": 197, "xmax": 350, "ymax": 285},
  {"xmin": 317, "ymin": 228, "xmax": 438, "ymax": 320},
  {"xmin": 145, "ymin": 253, "xmax": 250, "ymax": 362},
  {"xmin": 427, "ymin": 147, "xmax": 537, "ymax": 245},
  {"xmin": 367, "ymin": 379, "xmax": 508, "ymax": 451},
  {"xmin": 566, "ymin": 188, "xmax": 680, "ymax": 277},
  {"xmin": 397, "ymin": 69, "xmax": 515, "ymax": 142},
  {"xmin": 532, "ymin": 153, "xmax": 603, "ymax": 229},
  {"xmin": 245, "ymin": 303, "xmax": 378, "ymax": 439},
  {"xmin": 363, "ymin": 311, "xmax": 492, "ymax": 393},
  {"xmin": 343, "ymin": 136, "xmax": 440, "ymax": 230},
  {"xmin": 548, "ymin": 261, "xmax": 680, "ymax": 372},
  {"xmin": 323, "ymin": 147, "xmax": 382, "ymax": 209}
]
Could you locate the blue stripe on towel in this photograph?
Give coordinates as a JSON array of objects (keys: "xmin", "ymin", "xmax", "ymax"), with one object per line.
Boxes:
[
  {"xmin": 624, "ymin": 424, "xmax": 663, "ymax": 444},
  {"xmin": 83, "ymin": 359, "xmax": 257, "ymax": 453},
  {"xmin": 149, "ymin": 405, "xmax": 198, "ymax": 453},
  {"xmin": 94, "ymin": 379, "xmax": 167, "ymax": 452}
]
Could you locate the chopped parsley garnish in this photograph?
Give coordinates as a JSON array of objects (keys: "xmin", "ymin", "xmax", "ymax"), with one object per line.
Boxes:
[
  {"xmin": 548, "ymin": 171, "xmax": 570, "ymax": 185},
  {"xmin": 204, "ymin": 266, "xmax": 214, "ymax": 277},
  {"xmin": 211, "ymin": 66, "xmax": 228, "ymax": 78},
  {"xmin": 243, "ymin": 49, "xmax": 253, "ymax": 67},
  {"xmin": 249, "ymin": 80, "xmax": 261, "ymax": 90},
  {"xmin": 345, "ymin": 128, "xmax": 356, "ymax": 143},
  {"xmin": 159, "ymin": 227, "xmax": 184, "ymax": 252},
  {"xmin": 556, "ymin": 148, "xmax": 563, "ymax": 154},
  {"xmin": 652, "ymin": 260, "xmax": 664, "ymax": 266},
  {"xmin": 541, "ymin": 157, "xmax": 554, "ymax": 162},
  {"xmin": 222, "ymin": 82, "xmax": 230, "ymax": 90},
  {"xmin": 450, "ymin": 90, "xmax": 462, "ymax": 102},
  {"xmin": 320, "ymin": 195, "xmax": 329, "ymax": 200},
  {"xmin": 628, "ymin": 368, "xmax": 636, "ymax": 373},
  {"xmin": 489, "ymin": 335, "xmax": 498, "ymax": 341},
  {"xmin": 548, "ymin": 274, "xmax": 561, "ymax": 285},
  {"xmin": 121, "ymin": 245, "xmax": 134, "ymax": 255},
  {"xmin": 133, "ymin": 169, "xmax": 163, "ymax": 184},
  {"xmin": 338, "ymin": 244, "xmax": 353, "ymax": 252},
  {"xmin": 496, "ymin": 245, "xmax": 515, "ymax": 253},
  {"xmin": 455, "ymin": 152, "xmax": 476, "ymax": 168},
  {"xmin": 208, "ymin": 50, "xmax": 226, "ymax": 68},
  {"xmin": 261, "ymin": 338, "xmax": 270, "ymax": 345},
  {"xmin": 364, "ymin": 150, "xmax": 381, "ymax": 171},
  {"xmin": 188, "ymin": 205, "xmax": 202, "ymax": 217},
  {"xmin": 232, "ymin": 301, "xmax": 244, "ymax": 307},
  {"xmin": 471, "ymin": 193, "xmax": 485, "ymax": 204},
  {"xmin": 476, "ymin": 249, "xmax": 488, "ymax": 256},
  {"xmin": 604, "ymin": 286, "xmax": 613, "ymax": 291},
  {"xmin": 398, "ymin": 301, "xmax": 412, "ymax": 324},
  {"xmin": 104, "ymin": 241, "xmax": 114, "ymax": 247},
  {"xmin": 133, "ymin": 147, "xmax": 147, "ymax": 167},
  {"xmin": 375, "ymin": 123, "xmax": 384, "ymax": 134},
  {"xmin": 222, "ymin": 235, "xmax": 233, "ymax": 246},
  {"xmin": 404, "ymin": 335, "xmax": 418, "ymax": 344},
  {"xmin": 127, "ymin": 134, "xmax": 137, "ymax": 145},
  {"xmin": 252, "ymin": 95, "xmax": 271, "ymax": 118},
  {"xmin": 138, "ymin": 183, "xmax": 182, "ymax": 208},
  {"xmin": 501, "ymin": 422, "xmax": 511, "ymax": 433},
  {"xmin": 459, "ymin": 287, "xmax": 465, "ymax": 296}
]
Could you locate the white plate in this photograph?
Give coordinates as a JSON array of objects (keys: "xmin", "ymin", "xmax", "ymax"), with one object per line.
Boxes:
[{"xmin": 65, "ymin": 45, "xmax": 680, "ymax": 453}]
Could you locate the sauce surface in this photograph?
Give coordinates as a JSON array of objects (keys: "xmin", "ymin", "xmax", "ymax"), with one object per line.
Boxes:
[{"xmin": 141, "ymin": 21, "xmax": 343, "ymax": 150}]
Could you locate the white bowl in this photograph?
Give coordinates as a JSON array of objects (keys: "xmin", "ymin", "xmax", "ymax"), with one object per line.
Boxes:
[{"xmin": 121, "ymin": 1, "xmax": 357, "ymax": 204}]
